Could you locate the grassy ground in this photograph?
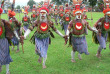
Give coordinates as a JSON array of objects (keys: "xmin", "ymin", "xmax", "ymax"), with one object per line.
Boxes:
[{"xmin": 1, "ymin": 12, "xmax": 110, "ymax": 74}]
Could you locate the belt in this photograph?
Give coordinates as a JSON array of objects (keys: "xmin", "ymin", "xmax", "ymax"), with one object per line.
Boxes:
[{"xmin": 72, "ymin": 34, "xmax": 85, "ymax": 37}]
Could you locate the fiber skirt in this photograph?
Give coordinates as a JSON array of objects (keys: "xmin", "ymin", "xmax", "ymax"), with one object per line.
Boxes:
[
  {"xmin": 71, "ymin": 36, "xmax": 89, "ymax": 55},
  {"xmin": 35, "ymin": 37, "xmax": 49, "ymax": 58},
  {"xmin": 0, "ymin": 38, "xmax": 12, "ymax": 65}
]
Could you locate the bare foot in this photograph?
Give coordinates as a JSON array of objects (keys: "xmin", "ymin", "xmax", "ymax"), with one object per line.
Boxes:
[
  {"xmin": 6, "ymin": 71, "xmax": 10, "ymax": 74},
  {"xmin": 38, "ymin": 58, "xmax": 42, "ymax": 63},
  {"xmin": 71, "ymin": 59, "xmax": 76, "ymax": 63},
  {"xmin": 96, "ymin": 54, "xmax": 101, "ymax": 58},
  {"xmin": 16, "ymin": 50, "xmax": 20, "ymax": 53},
  {"xmin": 43, "ymin": 65, "xmax": 46, "ymax": 69}
]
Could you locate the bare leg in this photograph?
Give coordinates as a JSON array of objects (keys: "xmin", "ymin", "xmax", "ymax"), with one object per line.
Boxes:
[
  {"xmin": 38, "ymin": 56, "xmax": 42, "ymax": 64},
  {"xmin": 6, "ymin": 64, "xmax": 10, "ymax": 74},
  {"xmin": 71, "ymin": 51, "xmax": 76, "ymax": 63},
  {"xmin": 78, "ymin": 53, "xmax": 82, "ymax": 60},
  {"xmin": 35, "ymin": 47, "xmax": 42, "ymax": 63},
  {"xmin": 16, "ymin": 44, "xmax": 20, "ymax": 53},
  {"xmin": 42, "ymin": 55, "xmax": 47, "ymax": 69},
  {"xmin": 96, "ymin": 46, "xmax": 102, "ymax": 58}
]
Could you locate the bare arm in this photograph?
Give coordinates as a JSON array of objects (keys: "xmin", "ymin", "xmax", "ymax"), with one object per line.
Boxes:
[
  {"xmin": 93, "ymin": 17, "xmax": 104, "ymax": 27},
  {"xmin": 86, "ymin": 22, "xmax": 98, "ymax": 33}
]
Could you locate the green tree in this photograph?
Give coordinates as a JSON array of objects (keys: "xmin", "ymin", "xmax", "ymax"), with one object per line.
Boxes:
[
  {"xmin": 89, "ymin": 0, "xmax": 97, "ymax": 7},
  {"xmin": 97, "ymin": 0, "xmax": 104, "ymax": 11},
  {"xmin": 27, "ymin": 0, "xmax": 36, "ymax": 9},
  {"xmin": 52, "ymin": 0, "xmax": 73, "ymax": 5},
  {"xmin": 16, "ymin": 5, "xmax": 20, "ymax": 9}
]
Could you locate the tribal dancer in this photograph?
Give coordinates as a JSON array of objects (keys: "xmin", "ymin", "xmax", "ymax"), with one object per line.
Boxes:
[
  {"xmin": 8, "ymin": 0, "xmax": 22, "ymax": 52},
  {"xmin": 60, "ymin": 11, "xmax": 71, "ymax": 35},
  {"xmin": 54, "ymin": 5, "xmax": 59, "ymax": 25},
  {"xmin": 92, "ymin": 1, "xmax": 110, "ymax": 58},
  {"xmin": 58, "ymin": 5, "xmax": 64, "ymax": 25},
  {"xmin": 22, "ymin": 6, "xmax": 30, "ymax": 37},
  {"xmin": 65, "ymin": 1, "xmax": 98, "ymax": 62},
  {"xmin": 82, "ymin": 5, "xmax": 92, "ymax": 20},
  {"xmin": 0, "ymin": 1, "xmax": 23, "ymax": 73},
  {"xmin": 31, "ymin": 5, "xmax": 37, "ymax": 24},
  {"xmin": 60, "ymin": 3, "xmax": 73, "ymax": 35},
  {"xmin": 24, "ymin": 7, "xmax": 65, "ymax": 68}
]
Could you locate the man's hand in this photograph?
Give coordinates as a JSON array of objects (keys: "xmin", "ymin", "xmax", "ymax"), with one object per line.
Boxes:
[
  {"xmin": 63, "ymin": 35, "xmax": 69, "ymax": 45},
  {"xmin": 20, "ymin": 36, "xmax": 24, "ymax": 44}
]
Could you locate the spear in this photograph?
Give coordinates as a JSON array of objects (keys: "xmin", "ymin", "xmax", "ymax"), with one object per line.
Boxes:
[
  {"xmin": 1, "ymin": 0, "xmax": 5, "ymax": 8},
  {"xmin": 18, "ymin": 6, "xmax": 24, "ymax": 54},
  {"xmin": 11, "ymin": 0, "xmax": 15, "ymax": 11},
  {"xmin": 91, "ymin": 6, "xmax": 93, "ymax": 24},
  {"xmin": 20, "ymin": 36, "xmax": 24, "ymax": 53},
  {"xmin": 12, "ymin": 0, "xmax": 24, "ymax": 53}
]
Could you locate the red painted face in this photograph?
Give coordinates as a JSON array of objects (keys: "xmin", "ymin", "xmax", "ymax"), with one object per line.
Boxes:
[
  {"xmin": 37, "ymin": 13, "xmax": 39, "ymax": 16},
  {"xmin": 9, "ymin": 19, "xmax": 12, "ymax": 24},
  {"xmin": 40, "ymin": 12, "xmax": 46, "ymax": 15},
  {"xmin": 75, "ymin": 22, "xmax": 83, "ymax": 30},
  {"xmin": 65, "ymin": 17, "xmax": 70, "ymax": 21},
  {"xmin": 104, "ymin": 22, "xmax": 109, "ymax": 30},
  {"xmin": 84, "ymin": 15, "xmax": 87, "ymax": 19},
  {"xmin": 40, "ymin": 22, "xmax": 48, "ymax": 31},
  {"xmin": 24, "ymin": 17, "xmax": 28, "ymax": 22},
  {"xmin": 33, "ymin": 14, "xmax": 36, "ymax": 18},
  {"xmin": 0, "ymin": 27, "xmax": 3, "ymax": 36},
  {"xmin": 60, "ymin": 13, "xmax": 63, "ymax": 17}
]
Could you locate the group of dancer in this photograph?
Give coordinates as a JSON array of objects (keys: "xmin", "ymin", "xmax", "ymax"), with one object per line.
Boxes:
[{"xmin": 0, "ymin": 0, "xmax": 110, "ymax": 74}]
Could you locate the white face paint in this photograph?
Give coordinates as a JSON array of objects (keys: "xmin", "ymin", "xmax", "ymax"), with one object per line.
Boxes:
[
  {"xmin": 76, "ymin": 15, "xmax": 81, "ymax": 19},
  {"xmin": 24, "ymin": 13, "xmax": 27, "ymax": 17},
  {"xmin": 40, "ymin": 10, "xmax": 47, "ymax": 22},
  {"xmin": 83, "ymin": 11, "xmax": 86, "ymax": 15},
  {"xmin": 32, "ymin": 11, "xmax": 36, "ymax": 14},
  {"xmin": 65, "ymin": 13, "xmax": 69, "ymax": 17}
]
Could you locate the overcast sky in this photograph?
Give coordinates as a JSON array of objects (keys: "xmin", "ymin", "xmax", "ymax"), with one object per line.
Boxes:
[{"xmin": 10, "ymin": 0, "xmax": 48, "ymax": 6}]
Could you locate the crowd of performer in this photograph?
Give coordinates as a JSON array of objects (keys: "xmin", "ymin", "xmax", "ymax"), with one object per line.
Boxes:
[{"xmin": 0, "ymin": 0, "xmax": 110, "ymax": 73}]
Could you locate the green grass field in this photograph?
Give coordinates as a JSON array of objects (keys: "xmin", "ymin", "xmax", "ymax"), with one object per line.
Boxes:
[{"xmin": 1, "ymin": 12, "xmax": 110, "ymax": 74}]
